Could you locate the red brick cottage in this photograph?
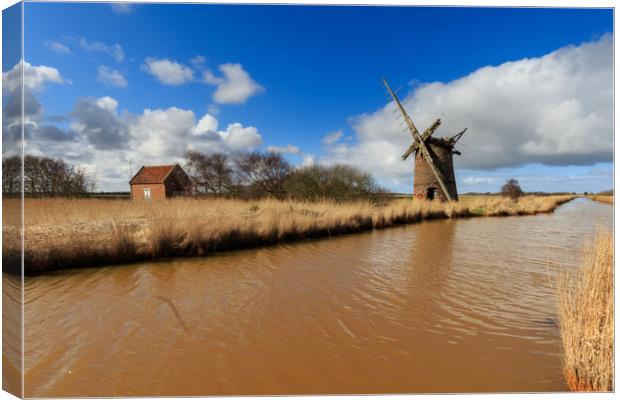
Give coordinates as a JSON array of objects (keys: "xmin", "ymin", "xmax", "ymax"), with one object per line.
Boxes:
[{"xmin": 129, "ymin": 164, "xmax": 193, "ymax": 201}]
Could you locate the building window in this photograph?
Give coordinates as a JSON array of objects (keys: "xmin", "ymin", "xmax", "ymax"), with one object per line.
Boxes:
[{"xmin": 143, "ymin": 188, "xmax": 151, "ymax": 201}]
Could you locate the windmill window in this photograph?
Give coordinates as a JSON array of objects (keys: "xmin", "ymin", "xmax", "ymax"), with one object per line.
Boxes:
[{"xmin": 426, "ymin": 187, "xmax": 437, "ymax": 200}]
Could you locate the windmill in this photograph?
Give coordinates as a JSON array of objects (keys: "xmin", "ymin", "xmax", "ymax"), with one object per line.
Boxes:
[{"xmin": 383, "ymin": 78, "xmax": 466, "ymax": 202}]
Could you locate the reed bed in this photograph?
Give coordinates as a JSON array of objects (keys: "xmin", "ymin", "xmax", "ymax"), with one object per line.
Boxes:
[
  {"xmin": 3, "ymin": 195, "xmax": 574, "ymax": 274},
  {"xmin": 589, "ymin": 195, "xmax": 614, "ymax": 205},
  {"xmin": 558, "ymin": 230, "xmax": 614, "ymax": 392}
]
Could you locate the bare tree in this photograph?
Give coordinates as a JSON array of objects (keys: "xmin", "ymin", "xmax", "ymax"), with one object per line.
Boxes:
[
  {"xmin": 234, "ymin": 151, "xmax": 292, "ymax": 199},
  {"xmin": 2, "ymin": 156, "xmax": 21, "ymax": 194},
  {"xmin": 16, "ymin": 154, "xmax": 94, "ymax": 195},
  {"xmin": 501, "ymin": 178, "xmax": 523, "ymax": 201},
  {"xmin": 185, "ymin": 151, "xmax": 234, "ymax": 195}
]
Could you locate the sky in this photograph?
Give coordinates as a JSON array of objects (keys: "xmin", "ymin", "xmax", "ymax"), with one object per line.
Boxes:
[{"xmin": 2, "ymin": 2, "xmax": 614, "ymax": 193}]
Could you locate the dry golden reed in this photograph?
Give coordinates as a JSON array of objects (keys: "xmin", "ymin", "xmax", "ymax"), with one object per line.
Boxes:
[
  {"xmin": 3, "ymin": 195, "xmax": 574, "ymax": 273},
  {"xmin": 589, "ymin": 195, "xmax": 614, "ymax": 205},
  {"xmin": 558, "ymin": 230, "xmax": 614, "ymax": 392}
]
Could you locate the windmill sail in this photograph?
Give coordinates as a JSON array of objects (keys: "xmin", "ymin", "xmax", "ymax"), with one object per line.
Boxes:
[{"xmin": 383, "ymin": 79, "xmax": 454, "ymax": 202}]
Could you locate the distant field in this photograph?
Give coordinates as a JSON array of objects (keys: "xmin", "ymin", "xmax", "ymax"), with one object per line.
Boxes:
[{"xmin": 3, "ymin": 194, "xmax": 576, "ymax": 274}]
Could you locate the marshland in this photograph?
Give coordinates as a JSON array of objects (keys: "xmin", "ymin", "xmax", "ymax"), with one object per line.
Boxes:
[
  {"xmin": 3, "ymin": 194, "xmax": 576, "ymax": 274},
  {"xmin": 2, "ymin": 159, "xmax": 612, "ymax": 396},
  {"xmin": 6, "ymin": 196, "xmax": 611, "ymax": 396}
]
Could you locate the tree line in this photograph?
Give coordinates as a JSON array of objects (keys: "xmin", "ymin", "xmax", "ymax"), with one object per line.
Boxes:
[
  {"xmin": 2, "ymin": 155, "xmax": 94, "ymax": 195},
  {"xmin": 2, "ymin": 151, "xmax": 383, "ymax": 202},
  {"xmin": 185, "ymin": 150, "xmax": 383, "ymax": 202}
]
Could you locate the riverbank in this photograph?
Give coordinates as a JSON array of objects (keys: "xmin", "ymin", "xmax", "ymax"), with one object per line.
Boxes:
[
  {"xmin": 3, "ymin": 195, "xmax": 575, "ymax": 274},
  {"xmin": 588, "ymin": 195, "xmax": 613, "ymax": 204},
  {"xmin": 558, "ymin": 230, "xmax": 613, "ymax": 392}
]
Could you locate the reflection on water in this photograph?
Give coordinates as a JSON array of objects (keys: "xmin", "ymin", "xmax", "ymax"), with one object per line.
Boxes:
[
  {"xmin": 23, "ymin": 199, "xmax": 612, "ymax": 396},
  {"xmin": 2, "ymin": 273, "xmax": 22, "ymax": 396}
]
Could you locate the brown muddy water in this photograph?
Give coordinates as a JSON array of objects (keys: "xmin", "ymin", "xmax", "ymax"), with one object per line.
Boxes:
[{"xmin": 13, "ymin": 198, "xmax": 613, "ymax": 396}]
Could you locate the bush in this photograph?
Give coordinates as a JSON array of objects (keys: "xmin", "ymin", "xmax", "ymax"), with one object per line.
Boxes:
[
  {"xmin": 501, "ymin": 179, "xmax": 523, "ymax": 201},
  {"xmin": 285, "ymin": 164, "xmax": 382, "ymax": 202}
]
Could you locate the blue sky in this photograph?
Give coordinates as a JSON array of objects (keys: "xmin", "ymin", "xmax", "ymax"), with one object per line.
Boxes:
[{"xmin": 2, "ymin": 2, "xmax": 614, "ymax": 193}]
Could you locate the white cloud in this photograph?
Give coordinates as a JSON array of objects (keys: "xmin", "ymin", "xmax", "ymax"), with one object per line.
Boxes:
[
  {"xmin": 142, "ymin": 57, "xmax": 194, "ymax": 85},
  {"xmin": 2, "ymin": 60, "xmax": 67, "ymax": 92},
  {"xmin": 322, "ymin": 129, "xmax": 343, "ymax": 145},
  {"xmin": 129, "ymin": 107, "xmax": 197, "ymax": 158},
  {"xmin": 110, "ymin": 4, "xmax": 135, "ymax": 14},
  {"xmin": 46, "ymin": 41, "xmax": 71, "ymax": 54},
  {"xmin": 96, "ymin": 96, "xmax": 119, "ymax": 112},
  {"xmin": 191, "ymin": 113, "xmax": 219, "ymax": 135},
  {"xmin": 204, "ymin": 63, "xmax": 264, "ymax": 104},
  {"xmin": 267, "ymin": 145, "xmax": 302, "ymax": 155},
  {"xmin": 97, "ymin": 66, "xmax": 127, "ymax": 88},
  {"xmin": 3, "ymin": 76, "xmax": 269, "ymax": 189},
  {"xmin": 323, "ymin": 35, "xmax": 613, "ymax": 190},
  {"xmin": 79, "ymin": 38, "xmax": 124, "ymax": 62},
  {"xmin": 222, "ymin": 123, "xmax": 263, "ymax": 150}
]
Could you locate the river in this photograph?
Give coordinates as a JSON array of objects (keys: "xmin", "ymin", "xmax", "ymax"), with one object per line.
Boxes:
[{"xmin": 16, "ymin": 198, "xmax": 613, "ymax": 396}]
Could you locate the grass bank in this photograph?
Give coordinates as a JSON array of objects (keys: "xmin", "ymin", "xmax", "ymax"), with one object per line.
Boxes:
[
  {"xmin": 3, "ymin": 195, "xmax": 575, "ymax": 274},
  {"xmin": 558, "ymin": 230, "xmax": 614, "ymax": 392},
  {"xmin": 588, "ymin": 195, "xmax": 613, "ymax": 205}
]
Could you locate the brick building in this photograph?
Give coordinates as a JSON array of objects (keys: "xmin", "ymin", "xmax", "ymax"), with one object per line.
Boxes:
[
  {"xmin": 129, "ymin": 164, "xmax": 193, "ymax": 201},
  {"xmin": 413, "ymin": 138, "xmax": 459, "ymax": 202}
]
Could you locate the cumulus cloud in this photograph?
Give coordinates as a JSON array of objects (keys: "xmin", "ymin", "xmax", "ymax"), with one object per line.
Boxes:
[
  {"xmin": 2, "ymin": 60, "xmax": 67, "ymax": 92},
  {"xmin": 126, "ymin": 108, "xmax": 262, "ymax": 168},
  {"xmin": 323, "ymin": 35, "xmax": 613, "ymax": 189},
  {"xmin": 79, "ymin": 38, "xmax": 124, "ymax": 62},
  {"xmin": 204, "ymin": 63, "xmax": 264, "ymax": 104},
  {"xmin": 2, "ymin": 61, "xmax": 74, "ymax": 157},
  {"xmin": 97, "ymin": 65, "xmax": 127, "ymax": 88},
  {"xmin": 220, "ymin": 123, "xmax": 263, "ymax": 150},
  {"xmin": 3, "ymin": 90, "xmax": 76, "ymax": 157},
  {"xmin": 267, "ymin": 144, "xmax": 302, "ymax": 155},
  {"xmin": 142, "ymin": 57, "xmax": 194, "ymax": 85},
  {"xmin": 70, "ymin": 96, "xmax": 128, "ymax": 149},
  {"xmin": 191, "ymin": 113, "xmax": 219, "ymax": 135},
  {"xmin": 46, "ymin": 41, "xmax": 71, "ymax": 54},
  {"xmin": 11, "ymin": 89, "xmax": 266, "ymax": 188},
  {"xmin": 129, "ymin": 107, "xmax": 196, "ymax": 157}
]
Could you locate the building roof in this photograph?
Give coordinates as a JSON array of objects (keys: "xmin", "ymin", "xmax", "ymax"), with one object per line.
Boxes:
[{"xmin": 130, "ymin": 164, "xmax": 178, "ymax": 184}]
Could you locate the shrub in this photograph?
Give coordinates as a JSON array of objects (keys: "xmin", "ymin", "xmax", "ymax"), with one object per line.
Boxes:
[
  {"xmin": 285, "ymin": 164, "xmax": 382, "ymax": 202},
  {"xmin": 501, "ymin": 179, "xmax": 523, "ymax": 201}
]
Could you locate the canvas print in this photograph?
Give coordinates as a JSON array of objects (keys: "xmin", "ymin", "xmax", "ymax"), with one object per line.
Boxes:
[{"xmin": 1, "ymin": 1, "xmax": 614, "ymax": 397}]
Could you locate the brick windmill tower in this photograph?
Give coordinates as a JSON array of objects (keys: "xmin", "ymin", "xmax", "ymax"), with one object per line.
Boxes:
[{"xmin": 383, "ymin": 79, "xmax": 466, "ymax": 202}]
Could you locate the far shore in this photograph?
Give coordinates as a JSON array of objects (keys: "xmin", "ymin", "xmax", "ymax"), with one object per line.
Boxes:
[
  {"xmin": 3, "ymin": 195, "xmax": 577, "ymax": 275},
  {"xmin": 587, "ymin": 194, "xmax": 613, "ymax": 204}
]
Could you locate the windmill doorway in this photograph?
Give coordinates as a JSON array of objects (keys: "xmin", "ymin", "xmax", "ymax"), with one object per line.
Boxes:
[{"xmin": 426, "ymin": 187, "xmax": 437, "ymax": 200}]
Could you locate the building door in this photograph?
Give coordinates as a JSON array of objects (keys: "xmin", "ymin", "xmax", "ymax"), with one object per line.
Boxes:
[
  {"xmin": 143, "ymin": 188, "xmax": 151, "ymax": 201},
  {"xmin": 426, "ymin": 187, "xmax": 437, "ymax": 200}
]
